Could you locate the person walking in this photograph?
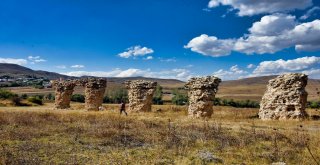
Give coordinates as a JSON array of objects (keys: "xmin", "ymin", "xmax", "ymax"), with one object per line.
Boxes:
[{"xmin": 120, "ymin": 100, "xmax": 127, "ymax": 116}]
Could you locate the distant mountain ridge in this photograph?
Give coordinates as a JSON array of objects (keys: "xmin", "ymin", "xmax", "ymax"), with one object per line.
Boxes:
[
  {"xmin": 218, "ymin": 75, "xmax": 320, "ymax": 101},
  {"xmin": 0, "ymin": 63, "xmax": 71, "ymax": 79},
  {"xmin": 1, "ymin": 63, "xmax": 319, "ymax": 83},
  {"xmin": 221, "ymin": 75, "xmax": 278, "ymax": 85},
  {"xmin": 1, "ymin": 63, "xmax": 319, "ymax": 101},
  {"xmin": 0, "ymin": 63, "xmax": 184, "ymax": 86}
]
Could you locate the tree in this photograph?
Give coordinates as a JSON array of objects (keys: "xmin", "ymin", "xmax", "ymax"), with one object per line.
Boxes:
[
  {"xmin": 172, "ymin": 89, "xmax": 188, "ymax": 105},
  {"xmin": 71, "ymin": 94, "xmax": 85, "ymax": 103},
  {"xmin": 317, "ymin": 88, "xmax": 320, "ymax": 110},
  {"xmin": 213, "ymin": 98, "xmax": 221, "ymax": 106},
  {"xmin": 309, "ymin": 88, "xmax": 320, "ymax": 109},
  {"xmin": 45, "ymin": 93, "xmax": 54, "ymax": 101},
  {"xmin": 153, "ymin": 85, "xmax": 163, "ymax": 105},
  {"xmin": 104, "ymin": 88, "xmax": 128, "ymax": 103},
  {"xmin": 213, "ymin": 98, "xmax": 260, "ymax": 108},
  {"xmin": 103, "ymin": 95, "xmax": 111, "ymax": 103}
]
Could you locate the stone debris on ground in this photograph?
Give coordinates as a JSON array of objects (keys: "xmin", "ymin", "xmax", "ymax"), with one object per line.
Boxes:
[{"xmin": 197, "ymin": 150, "xmax": 223, "ymax": 163}]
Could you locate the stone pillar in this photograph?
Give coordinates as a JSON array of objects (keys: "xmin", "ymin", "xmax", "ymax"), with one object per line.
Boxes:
[
  {"xmin": 125, "ymin": 80, "xmax": 157, "ymax": 112},
  {"xmin": 51, "ymin": 80, "xmax": 76, "ymax": 109},
  {"xmin": 259, "ymin": 73, "xmax": 308, "ymax": 120},
  {"xmin": 185, "ymin": 76, "xmax": 221, "ymax": 118},
  {"xmin": 82, "ymin": 78, "xmax": 107, "ymax": 111}
]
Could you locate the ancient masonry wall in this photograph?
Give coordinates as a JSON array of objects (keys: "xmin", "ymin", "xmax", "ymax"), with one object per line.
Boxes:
[
  {"xmin": 125, "ymin": 80, "xmax": 157, "ymax": 112},
  {"xmin": 185, "ymin": 76, "xmax": 221, "ymax": 118},
  {"xmin": 80, "ymin": 78, "xmax": 107, "ymax": 111},
  {"xmin": 51, "ymin": 80, "xmax": 76, "ymax": 109},
  {"xmin": 259, "ymin": 73, "xmax": 308, "ymax": 120}
]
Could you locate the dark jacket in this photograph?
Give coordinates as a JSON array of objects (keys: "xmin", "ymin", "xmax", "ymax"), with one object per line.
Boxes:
[{"xmin": 120, "ymin": 103, "xmax": 126, "ymax": 110}]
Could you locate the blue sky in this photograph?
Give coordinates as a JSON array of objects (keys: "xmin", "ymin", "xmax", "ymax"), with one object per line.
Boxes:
[{"xmin": 0, "ymin": 0, "xmax": 320, "ymax": 80}]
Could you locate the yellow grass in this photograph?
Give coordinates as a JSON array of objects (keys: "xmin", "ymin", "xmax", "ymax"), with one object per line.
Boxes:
[
  {"xmin": 6, "ymin": 81, "xmax": 319, "ymax": 102},
  {"xmin": 1, "ymin": 103, "xmax": 320, "ymax": 164}
]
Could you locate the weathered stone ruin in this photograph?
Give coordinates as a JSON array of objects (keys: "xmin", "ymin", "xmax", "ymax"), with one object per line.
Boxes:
[
  {"xmin": 79, "ymin": 78, "xmax": 107, "ymax": 111},
  {"xmin": 125, "ymin": 80, "xmax": 157, "ymax": 112},
  {"xmin": 185, "ymin": 76, "xmax": 221, "ymax": 118},
  {"xmin": 51, "ymin": 80, "xmax": 76, "ymax": 109},
  {"xmin": 259, "ymin": 73, "xmax": 308, "ymax": 120}
]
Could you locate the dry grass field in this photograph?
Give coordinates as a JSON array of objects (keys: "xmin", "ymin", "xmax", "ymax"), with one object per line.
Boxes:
[
  {"xmin": 216, "ymin": 76, "xmax": 320, "ymax": 101},
  {"xmin": 1, "ymin": 103, "xmax": 320, "ymax": 164},
  {"xmin": 5, "ymin": 76, "xmax": 320, "ymax": 102}
]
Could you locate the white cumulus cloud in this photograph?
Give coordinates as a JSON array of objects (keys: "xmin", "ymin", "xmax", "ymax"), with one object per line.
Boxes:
[
  {"xmin": 186, "ymin": 14, "xmax": 320, "ymax": 56},
  {"xmin": 184, "ymin": 34, "xmax": 235, "ymax": 57},
  {"xmin": 144, "ymin": 56, "xmax": 153, "ymax": 60},
  {"xmin": 28, "ymin": 56, "xmax": 46, "ymax": 64},
  {"xmin": 0, "ymin": 58, "xmax": 28, "ymax": 65},
  {"xmin": 247, "ymin": 64, "xmax": 255, "ymax": 69},
  {"xmin": 71, "ymin": 65, "xmax": 85, "ymax": 69},
  {"xmin": 300, "ymin": 6, "xmax": 320, "ymax": 20},
  {"xmin": 248, "ymin": 14, "xmax": 296, "ymax": 36},
  {"xmin": 61, "ymin": 68, "xmax": 193, "ymax": 81},
  {"xmin": 118, "ymin": 45, "xmax": 154, "ymax": 58},
  {"xmin": 251, "ymin": 56, "xmax": 320, "ymax": 77},
  {"xmin": 208, "ymin": 0, "xmax": 312, "ymax": 16},
  {"xmin": 302, "ymin": 69, "xmax": 320, "ymax": 79},
  {"xmin": 213, "ymin": 65, "xmax": 248, "ymax": 80},
  {"xmin": 56, "ymin": 65, "xmax": 67, "ymax": 69},
  {"xmin": 211, "ymin": 56, "xmax": 320, "ymax": 80},
  {"xmin": 159, "ymin": 57, "xmax": 177, "ymax": 62}
]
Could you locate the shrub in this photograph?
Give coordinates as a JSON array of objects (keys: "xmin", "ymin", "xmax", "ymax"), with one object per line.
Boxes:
[
  {"xmin": 20, "ymin": 94, "xmax": 28, "ymax": 99},
  {"xmin": 315, "ymin": 88, "xmax": 320, "ymax": 110},
  {"xmin": 33, "ymin": 84, "xmax": 44, "ymax": 89},
  {"xmin": 172, "ymin": 89, "xmax": 188, "ymax": 105},
  {"xmin": 11, "ymin": 97, "xmax": 30, "ymax": 106},
  {"xmin": 27, "ymin": 96, "xmax": 43, "ymax": 105},
  {"xmin": 308, "ymin": 101, "xmax": 320, "ymax": 109},
  {"xmin": 36, "ymin": 95, "xmax": 44, "ymax": 100},
  {"xmin": 153, "ymin": 97, "xmax": 164, "ymax": 105},
  {"xmin": 213, "ymin": 98, "xmax": 260, "ymax": 108},
  {"xmin": 0, "ymin": 88, "xmax": 17, "ymax": 99},
  {"xmin": 11, "ymin": 97, "xmax": 22, "ymax": 106},
  {"xmin": 9, "ymin": 82, "xmax": 20, "ymax": 87},
  {"xmin": 45, "ymin": 93, "xmax": 55, "ymax": 101},
  {"xmin": 104, "ymin": 88, "xmax": 128, "ymax": 103},
  {"xmin": 103, "ymin": 96, "xmax": 111, "ymax": 103},
  {"xmin": 71, "ymin": 94, "xmax": 85, "ymax": 103}
]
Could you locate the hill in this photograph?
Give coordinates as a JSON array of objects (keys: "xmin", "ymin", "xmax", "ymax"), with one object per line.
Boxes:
[
  {"xmin": 1, "ymin": 63, "xmax": 319, "ymax": 101},
  {"xmin": 0, "ymin": 63, "xmax": 184, "ymax": 86},
  {"xmin": 0, "ymin": 63, "xmax": 71, "ymax": 79},
  {"xmin": 107, "ymin": 77, "xmax": 184, "ymax": 88},
  {"xmin": 218, "ymin": 76, "xmax": 320, "ymax": 101},
  {"xmin": 0, "ymin": 63, "xmax": 184, "ymax": 89}
]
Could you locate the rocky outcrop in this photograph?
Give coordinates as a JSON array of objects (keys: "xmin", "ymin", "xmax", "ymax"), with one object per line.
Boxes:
[
  {"xmin": 259, "ymin": 73, "xmax": 308, "ymax": 120},
  {"xmin": 79, "ymin": 78, "xmax": 107, "ymax": 111},
  {"xmin": 185, "ymin": 76, "xmax": 221, "ymax": 118},
  {"xmin": 51, "ymin": 80, "xmax": 76, "ymax": 109},
  {"xmin": 125, "ymin": 80, "xmax": 157, "ymax": 112}
]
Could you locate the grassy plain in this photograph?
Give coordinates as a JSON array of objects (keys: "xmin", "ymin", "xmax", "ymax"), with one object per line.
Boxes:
[
  {"xmin": 6, "ymin": 77, "xmax": 320, "ymax": 102},
  {"xmin": 1, "ymin": 103, "xmax": 320, "ymax": 164}
]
